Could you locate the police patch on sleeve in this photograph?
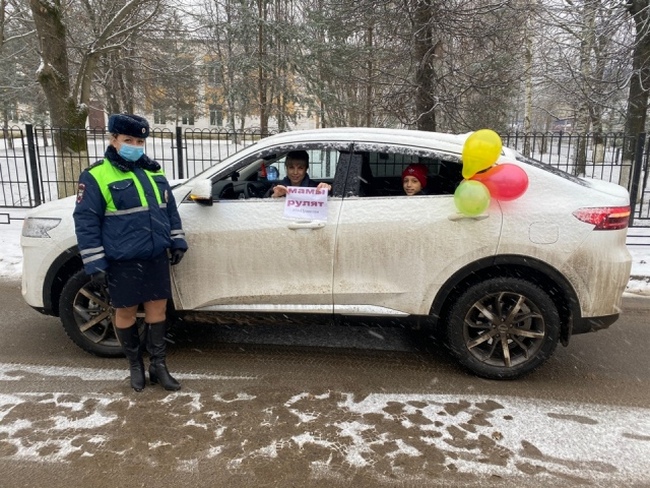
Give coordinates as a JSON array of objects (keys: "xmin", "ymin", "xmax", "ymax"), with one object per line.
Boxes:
[{"xmin": 76, "ymin": 183, "xmax": 85, "ymax": 203}]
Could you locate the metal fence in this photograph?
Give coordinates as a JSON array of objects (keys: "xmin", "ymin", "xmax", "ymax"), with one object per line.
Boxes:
[
  {"xmin": 0, "ymin": 125, "xmax": 271, "ymax": 209},
  {"xmin": 1, "ymin": 125, "xmax": 649, "ymax": 232}
]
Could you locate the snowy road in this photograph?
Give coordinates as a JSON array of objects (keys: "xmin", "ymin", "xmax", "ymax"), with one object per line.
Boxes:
[
  {"xmin": 1, "ymin": 371, "xmax": 649, "ymax": 487},
  {"xmin": 1, "ymin": 283, "xmax": 650, "ymax": 487}
]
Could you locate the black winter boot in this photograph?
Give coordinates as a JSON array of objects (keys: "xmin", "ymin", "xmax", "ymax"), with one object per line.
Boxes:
[
  {"xmin": 146, "ymin": 321, "xmax": 181, "ymax": 391},
  {"xmin": 115, "ymin": 325, "xmax": 146, "ymax": 392}
]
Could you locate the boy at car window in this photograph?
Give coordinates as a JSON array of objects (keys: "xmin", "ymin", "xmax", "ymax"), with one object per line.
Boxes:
[
  {"xmin": 271, "ymin": 150, "xmax": 332, "ymax": 197},
  {"xmin": 402, "ymin": 163, "xmax": 428, "ymax": 196}
]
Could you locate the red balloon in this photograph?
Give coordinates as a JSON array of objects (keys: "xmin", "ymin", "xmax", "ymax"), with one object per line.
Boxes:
[{"xmin": 471, "ymin": 163, "xmax": 528, "ymax": 201}]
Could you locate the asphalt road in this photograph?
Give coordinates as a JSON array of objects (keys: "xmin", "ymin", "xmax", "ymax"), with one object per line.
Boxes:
[{"xmin": 1, "ymin": 281, "xmax": 650, "ymax": 487}]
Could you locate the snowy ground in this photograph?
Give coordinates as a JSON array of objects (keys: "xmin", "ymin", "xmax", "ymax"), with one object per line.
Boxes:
[{"xmin": 1, "ymin": 207, "xmax": 650, "ymax": 295}]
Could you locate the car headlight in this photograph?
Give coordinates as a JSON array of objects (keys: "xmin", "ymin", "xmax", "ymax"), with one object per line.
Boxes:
[{"xmin": 22, "ymin": 217, "xmax": 62, "ymax": 238}]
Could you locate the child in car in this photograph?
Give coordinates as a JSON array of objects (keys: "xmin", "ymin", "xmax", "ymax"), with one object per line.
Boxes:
[{"xmin": 402, "ymin": 163, "xmax": 428, "ymax": 195}]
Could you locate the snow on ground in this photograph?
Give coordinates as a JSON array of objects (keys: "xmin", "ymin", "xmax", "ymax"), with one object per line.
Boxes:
[{"xmin": 1, "ymin": 207, "xmax": 650, "ymax": 295}]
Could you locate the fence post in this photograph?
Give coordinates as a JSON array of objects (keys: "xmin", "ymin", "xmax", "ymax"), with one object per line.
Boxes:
[
  {"xmin": 628, "ymin": 132, "xmax": 645, "ymax": 227},
  {"xmin": 175, "ymin": 126, "xmax": 184, "ymax": 179},
  {"xmin": 25, "ymin": 124, "xmax": 42, "ymax": 207}
]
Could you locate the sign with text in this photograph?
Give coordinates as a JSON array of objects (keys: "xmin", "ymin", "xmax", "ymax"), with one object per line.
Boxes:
[{"xmin": 284, "ymin": 186, "xmax": 328, "ymax": 221}]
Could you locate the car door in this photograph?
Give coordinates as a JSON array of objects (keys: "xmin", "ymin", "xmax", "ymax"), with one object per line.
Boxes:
[
  {"xmin": 332, "ymin": 143, "xmax": 503, "ymax": 316},
  {"xmin": 172, "ymin": 143, "xmax": 349, "ymax": 313}
]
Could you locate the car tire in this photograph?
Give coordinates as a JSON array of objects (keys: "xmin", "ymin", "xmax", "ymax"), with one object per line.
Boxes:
[
  {"xmin": 446, "ymin": 277, "xmax": 560, "ymax": 380},
  {"xmin": 59, "ymin": 269, "xmax": 123, "ymax": 357}
]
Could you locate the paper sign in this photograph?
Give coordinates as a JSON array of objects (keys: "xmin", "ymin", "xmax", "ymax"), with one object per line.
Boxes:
[{"xmin": 283, "ymin": 186, "xmax": 328, "ymax": 221}]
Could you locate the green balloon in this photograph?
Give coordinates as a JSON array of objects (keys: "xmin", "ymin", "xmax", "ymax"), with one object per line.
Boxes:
[{"xmin": 454, "ymin": 180, "xmax": 490, "ymax": 216}]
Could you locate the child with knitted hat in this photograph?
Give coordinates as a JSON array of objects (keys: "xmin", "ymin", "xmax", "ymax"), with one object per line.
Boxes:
[{"xmin": 402, "ymin": 163, "xmax": 428, "ymax": 195}]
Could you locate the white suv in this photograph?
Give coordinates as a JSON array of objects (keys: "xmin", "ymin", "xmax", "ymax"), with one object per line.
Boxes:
[{"xmin": 21, "ymin": 128, "xmax": 632, "ymax": 379}]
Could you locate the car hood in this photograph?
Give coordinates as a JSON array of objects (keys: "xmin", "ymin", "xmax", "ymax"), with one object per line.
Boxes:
[{"xmin": 26, "ymin": 195, "xmax": 76, "ymax": 218}]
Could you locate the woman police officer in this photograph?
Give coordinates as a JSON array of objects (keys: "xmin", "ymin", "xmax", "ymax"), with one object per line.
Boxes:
[{"xmin": 73, "ymin": 113, "xmax": 188, "ymax": 392}]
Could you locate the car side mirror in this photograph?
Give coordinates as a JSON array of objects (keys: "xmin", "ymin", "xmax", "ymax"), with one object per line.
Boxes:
[{"xmin": 189, "ymin": 179, "xmax": 213, "ymax": 206}]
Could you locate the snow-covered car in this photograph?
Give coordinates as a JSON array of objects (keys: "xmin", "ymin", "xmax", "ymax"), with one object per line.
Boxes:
[{"xmin": 21, "ymin": 128, "xmax": 632, "ymax": 379}]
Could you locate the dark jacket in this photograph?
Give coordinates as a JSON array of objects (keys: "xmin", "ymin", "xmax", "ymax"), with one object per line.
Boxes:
[
  {"xmin": 278, "ymin": 174, "xmax": 319, "ymax": 188},
  {"xmin": 73, "ymin": 146, "xmax": 188, "ymax": 275}
]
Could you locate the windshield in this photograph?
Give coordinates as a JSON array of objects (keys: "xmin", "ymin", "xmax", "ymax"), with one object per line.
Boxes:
[{"xmin": 182, "ymin": 139, "xmax": 267, "ymax": 184}]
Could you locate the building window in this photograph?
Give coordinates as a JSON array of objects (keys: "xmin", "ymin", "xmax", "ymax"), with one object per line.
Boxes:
[
  {"xmin": 154, "ymin": 107, "xmax": 166, "ymax": 125},
  {"xmin": 209, "ymin": 105, "xmax": 223, "ymax": 126},
  {"xmin": 206, "ymin": 65, "xmax": 220, "ymax": 86},
  {"xmin": 182, "ymin": 112, "xmax": 195, "ymax": 125}
]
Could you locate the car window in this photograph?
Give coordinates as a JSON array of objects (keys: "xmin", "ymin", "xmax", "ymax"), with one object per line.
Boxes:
[
  {"xmin": 208, "ymin": 144, "xmax": 348, "ymax": 200},
  {"xmin": 349, "ymin": 145, "xmax": 463, "ymax": 197}
]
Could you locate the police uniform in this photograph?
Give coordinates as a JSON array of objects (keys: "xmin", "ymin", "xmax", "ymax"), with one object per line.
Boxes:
[
  {"xmin": 73, "ymin": 121, "xmax": 188, "ymax": 308},
  {"xmin": 74, "ymin": 113, "xmax": 186, "ymax": 393}
]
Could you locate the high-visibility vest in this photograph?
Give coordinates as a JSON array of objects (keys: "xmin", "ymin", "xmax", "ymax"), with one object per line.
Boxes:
[{"xmin": 88, "ymin": 158, "xmax": 166, "ymax": 213}]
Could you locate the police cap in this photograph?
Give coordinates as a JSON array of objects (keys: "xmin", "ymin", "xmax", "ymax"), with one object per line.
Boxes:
[{"xmin": 108, "ymin": 114, "xmax": 150, "ymax": 139}]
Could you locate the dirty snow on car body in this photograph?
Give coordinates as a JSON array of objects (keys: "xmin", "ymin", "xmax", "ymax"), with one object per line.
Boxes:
[{"xmin": 0, "ymin": 363, "xmax": 648, "ymax": 485}]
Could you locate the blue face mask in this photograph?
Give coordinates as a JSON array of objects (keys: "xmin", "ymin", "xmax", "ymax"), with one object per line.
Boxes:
[{"xmin": 118, "ymin": 143, "xmax": 145, "ymax": 162}]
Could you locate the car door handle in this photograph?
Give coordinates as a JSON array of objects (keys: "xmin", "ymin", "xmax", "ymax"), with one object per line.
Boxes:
[
  {"xmin": 287, "ymin": 221, "xmax": 326, "ymax": 230},
  {"xmin": 447, "ymin": 213, "xmax": 489, "ymax": 221}
]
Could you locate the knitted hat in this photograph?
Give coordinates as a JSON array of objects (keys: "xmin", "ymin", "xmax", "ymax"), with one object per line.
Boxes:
[
  {"xmin": 108, "ymin": 114, "xmax": 150, "ymax": 138},
  {"xmin": 402, "ymin": 163, "xmax": 428, "ymax": 188}
]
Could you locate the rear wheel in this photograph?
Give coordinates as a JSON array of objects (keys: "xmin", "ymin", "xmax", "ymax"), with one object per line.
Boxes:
[
  {"xmin": 446, "ymin": 277, "xmax": 560, "ymax": 380},
  {"xmin": 59, "ymin": 270, "xmax": 144, "ymax": 357}
]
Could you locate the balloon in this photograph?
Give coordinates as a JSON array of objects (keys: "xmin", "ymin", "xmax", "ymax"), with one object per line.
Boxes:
[
  {"xmin": 461, "ymin": 129, "xmax": 503, "ymax": 179},
  {"xmin": 454, "ymin": 180, "xmax": 491, "ymax": 216},
  {"xmin": 471, "ymin": 163, "xmax": 529, "ymax": 201}
]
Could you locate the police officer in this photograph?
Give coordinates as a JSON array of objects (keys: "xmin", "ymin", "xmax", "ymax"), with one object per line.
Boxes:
[{"xmin": 73, "ymin": 114, "xmax": 188, "ymax": 392}]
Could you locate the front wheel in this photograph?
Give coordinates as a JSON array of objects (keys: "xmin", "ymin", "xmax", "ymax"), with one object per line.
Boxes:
[
  {"xmin": 446, "ymin": 277, "xmax": 560, "ymax": 380},
  {"xmin": 59, "ymin": 270, "xmax": 122, "ymax": 357}
]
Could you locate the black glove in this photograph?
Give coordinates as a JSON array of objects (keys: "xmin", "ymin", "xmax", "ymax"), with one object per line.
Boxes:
[
  {"xmin": 90, "ymin": 271, "xmax": 108, "ymax": 287},
  {"xmin": 170, "ymin": 248, "xmax": 185, "ymax": 266}
]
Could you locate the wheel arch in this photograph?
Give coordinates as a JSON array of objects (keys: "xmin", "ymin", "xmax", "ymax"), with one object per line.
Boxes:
[
  {"xmin": 42, "ymin": 246, "xmax": 82, "ymax": 316},
  {"xmin": 429, "ymin": 254, "xmax": 581, "ymax": 346}
]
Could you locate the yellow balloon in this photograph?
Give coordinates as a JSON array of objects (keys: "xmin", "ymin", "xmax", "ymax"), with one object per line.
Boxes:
[{"xmin": 461, "ymin": 129, "xmax": 503, "ymax": 179}]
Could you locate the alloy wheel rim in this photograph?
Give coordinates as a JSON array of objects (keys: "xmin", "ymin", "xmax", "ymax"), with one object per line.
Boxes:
[{"xmin": 462, "ymin": 291, "xmax": 546, "ymax": 368}]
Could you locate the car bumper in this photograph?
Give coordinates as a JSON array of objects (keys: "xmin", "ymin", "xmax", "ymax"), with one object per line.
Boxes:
[
  {"xmin": 561, "ymin": 230, "xmax": 631, "ymax": 319},
  {"xmin": 21, "ymin": 234, "xmax": 77, "ymax": 315},
  {"xmin": 572, "ymin": 311, "xmax": 620, "ymax": 334}
]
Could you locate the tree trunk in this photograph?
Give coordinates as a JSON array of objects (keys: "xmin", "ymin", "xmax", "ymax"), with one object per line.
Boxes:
[
  {"xmin": 30, "ymin": 0, "xmax": 88, "ymax": 198},
  {"xmin": 572, "ymin": 1, "xmax": 597, "ymax": 176},
  {"xmin": 524, "ymin": 26, "xmax": 533, "ymax": 157},
  {"xmin": 622, "ymin": 1, "xmax": 650, "ymax": 193},
  {"xmin": 413, "ymin": 0, "xmax": 436, "ymax": 132},
  {"xmin": 257, "ymin": 0, "xmax": 268, "ymax": 134},
  {"xmin": 365, "ymin": 25, "xmax": 373, "ymax": 127}
]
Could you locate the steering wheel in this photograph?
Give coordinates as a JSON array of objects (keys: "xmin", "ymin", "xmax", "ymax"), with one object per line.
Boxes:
[{"xmin": 263, "ymin": 185, "xmax": 276, "ymax": 198}]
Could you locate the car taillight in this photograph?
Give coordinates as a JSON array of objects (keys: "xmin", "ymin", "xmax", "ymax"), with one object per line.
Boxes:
[{"xmin": 572, "ymin": 206, "xmax": 630, "ymax": 230}]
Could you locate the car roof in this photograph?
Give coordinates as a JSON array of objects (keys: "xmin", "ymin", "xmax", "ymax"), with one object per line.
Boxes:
[
  {"xmin": 258, "ymin": 127, "xmax": 472, "ymax": 155},
  {"xmin": 183, "ymin": 127, "xmax": 517, "ymax": 185}
]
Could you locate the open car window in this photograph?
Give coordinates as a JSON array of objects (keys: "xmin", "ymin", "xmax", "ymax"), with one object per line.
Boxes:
[
  {"xmin": 202, "ymin": 142, "xmax": 350, "ymax": 201},
  {"xmin": 348, "ymin": 144, "xmax": 464, "ymax": 197}
]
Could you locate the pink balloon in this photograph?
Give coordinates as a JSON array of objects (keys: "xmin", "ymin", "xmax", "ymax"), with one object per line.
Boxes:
[{"xmin": 470, "ymin": 163, "xmax": 528, "ymax": 201}]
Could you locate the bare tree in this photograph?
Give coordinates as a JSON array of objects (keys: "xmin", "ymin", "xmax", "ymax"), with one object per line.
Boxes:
[
  {"xmin": 621, "ymin": 0, "xmax": 650, "ymax": 192},
  {"xmin": 0, "ymin": 0, "xmax": 40, "ymax": 132},
  {"xmin": 412, "ymin": 0, "xmax": 437, "ymax": 131},
  {"xmin": 28, "ymin": 0, "xmax": 163, "ymax": 196}
]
